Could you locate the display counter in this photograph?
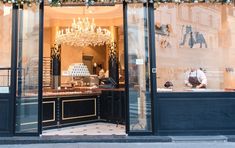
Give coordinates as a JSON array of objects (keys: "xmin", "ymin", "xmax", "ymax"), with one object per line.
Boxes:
[
  {"xmin": 99, "ymin": 88, "xmax": 125, "ymax": 124},
  {"xmin": 157, "ymin": 88, "xmax": 231, "ymax": 92},
  {"xmin": 42, "ymin": 87, "xmax": 125, "ymax": 129}
]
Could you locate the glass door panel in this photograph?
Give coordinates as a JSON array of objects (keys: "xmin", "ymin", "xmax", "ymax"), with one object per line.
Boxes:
[
  {"xmin": 15, "ymin": 4, "xmax": 40, "ymax": 133},
  {"xmin": 0, "ymin": 4, "xmax": 13, "ymax": 133},
  {"xmin": 0, "ymin": 4, "xmax": 12, "ymax": 94},
  {"xmin": 126, "ymin": 3, "xmax": 152, "ymax": 133}
]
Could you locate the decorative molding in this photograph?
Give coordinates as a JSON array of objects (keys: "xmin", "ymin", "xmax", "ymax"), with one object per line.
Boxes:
[
  {"xmin": 108, "ymin": 42, "xmax": 119, "ymax": 87},
  {"xmin": 109, "ymin": 42, "xmax": 118, "ymax": 65},
  {"xmin": 42, "ymin": 101, "xmax": 56, "ymax": 123},
  {"xmin": 62, "ymin": 98, "xmax": 96, "ymax": 120},
  {"xmin": 51, "ymin": 44, "xmax": 61, "ymax": 61},
  {"xmin": 51, "ymin": 44, "xmax": 61, "ymax": 76}
]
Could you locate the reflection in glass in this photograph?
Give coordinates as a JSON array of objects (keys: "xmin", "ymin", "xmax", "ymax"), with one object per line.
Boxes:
[
  {"xmin": 0, "ymin": 5, "xmax": 12, "ymax": 91},
  {"xmin": 127, "ymin": 4, "xmax": 152, "ymax": 132},
  {"xmin": 155, "ymin": 4, "xmax": 235, "ymax": 92},
  {"xmin": 15, "ymin": 4, "xmax": 40, "ymax": 133}
]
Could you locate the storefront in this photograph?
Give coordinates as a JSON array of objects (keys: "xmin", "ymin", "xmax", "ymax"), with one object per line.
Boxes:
[{"xmin": 0, "ymin": 0, "xmax": 235, "ymax": 136}]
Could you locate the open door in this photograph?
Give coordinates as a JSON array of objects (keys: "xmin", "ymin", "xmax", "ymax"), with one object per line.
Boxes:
[
  {"xmin": 0, "ymin": 4, "xmax": 14, "ymax": 136},
  {"xmin": 14, "ymin": 2, "xmax": 43, "ymax": 135},
  {"xmin": 123, "ymin": 0, "xmax": 156, "ymax": 135}
]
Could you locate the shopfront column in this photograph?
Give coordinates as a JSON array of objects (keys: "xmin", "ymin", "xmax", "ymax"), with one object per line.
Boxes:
[
  {"xmin": 51, "ymin": 27, "xmax": 61, "ymax": 89},
  {"xmin": 108, "ymin": 26, "xmax": 119, "ymax": 87}
]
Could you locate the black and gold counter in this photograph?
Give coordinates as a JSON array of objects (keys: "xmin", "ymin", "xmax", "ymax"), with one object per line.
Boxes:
[
  {"xmin": 42, "ymin": 88, "xmax": 126, "ymax": 129},
  {"xmin": 99, "ymin": 88, "xmax": 125, "ymax": 124},
  {"xmin": 43, "ymin": 92, "xmax": 100, "ymax": 128}
]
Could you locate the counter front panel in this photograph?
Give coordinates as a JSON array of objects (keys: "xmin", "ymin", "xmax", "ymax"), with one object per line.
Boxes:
[
  {"xmin": 60, "ymin": 96, "xmax": 98, "ymax": 124},
  {"xmin": 43, "ymin": 92, "xmax": 99, "ymax": 128},
  {"xmin": 43, "ymin": 88, "xmax": 125, "ymax": 129},
  {"xmin": 43, "ymin": 98, "xmax": 57, "ymax": 127}
]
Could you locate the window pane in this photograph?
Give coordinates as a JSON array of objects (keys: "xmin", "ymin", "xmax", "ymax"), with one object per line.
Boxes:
[
  {"xmin": 155, "ymin": 4, "xmax": 235, "ymax": 92},
  {"xmin": 127, "ymin": 4, "xmax": 152, "ymax": 132},
  {"xmin": 0, "ymin": 5, "xmax": 12, "ymax": 92},
  {"xmin": 15, "ymin": 5, "xmax": 40, "ymax": 133}
]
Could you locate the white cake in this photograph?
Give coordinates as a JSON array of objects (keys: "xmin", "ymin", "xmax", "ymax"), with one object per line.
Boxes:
[{"xmin": 62, "ymin": 63, "xmax": 90, "ymax": 76}]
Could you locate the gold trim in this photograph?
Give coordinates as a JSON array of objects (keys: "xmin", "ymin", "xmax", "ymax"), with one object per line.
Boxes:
[
  {"xmin": 62, "ymin": 98, "xmax": 96, "ymax": 120},
  {"xmin": 42, "ymin": 101, "xmax": 56, "ymax": 123}
]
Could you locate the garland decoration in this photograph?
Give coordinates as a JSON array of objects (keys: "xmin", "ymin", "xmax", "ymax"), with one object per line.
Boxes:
[
  {"xmin": 153, "ymin": 0, "xmax": 233, "ymax": 4},
  {"xmin": 0, "ymin": 0, "xmax": 41, "ymax": 6},
  {"xmin": 125, "ymin": 0, "xmax": 233, "ymax": 4},
  {"xmin": 47, "ymin": 0, "xmax": 115, "ymax": 6}
]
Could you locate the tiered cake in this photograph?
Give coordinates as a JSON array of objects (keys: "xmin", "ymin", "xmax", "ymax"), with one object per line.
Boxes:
[{"xmin": 62, "ymin": 63, "xmax": 90, "ymax": 76}]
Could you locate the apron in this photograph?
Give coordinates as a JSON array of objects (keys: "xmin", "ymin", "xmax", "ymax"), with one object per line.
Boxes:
[{"xmin": 188, "ymin": 71, "xmax": 206, "ymax": 88}]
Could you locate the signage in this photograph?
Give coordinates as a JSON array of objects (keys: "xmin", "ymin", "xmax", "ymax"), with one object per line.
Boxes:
[
  {"xmin": 0, "ymin": 87, "xmax": 9, "ymax": 93},
  {"xmin": 136, "ymin": 59, "xmax": 144, "ymax": 65}
]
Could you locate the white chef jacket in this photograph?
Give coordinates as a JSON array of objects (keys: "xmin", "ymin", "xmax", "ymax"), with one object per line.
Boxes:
[
  {"xmin": 184, "ymin": 69, "xmax": 207, "ymax": 86},
  {"xmin": 98, "ymin": 69, "xmax": 105, "ymax": 79}
]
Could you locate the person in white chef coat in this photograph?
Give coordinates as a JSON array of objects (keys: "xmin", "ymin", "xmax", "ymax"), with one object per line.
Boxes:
[{"xmin": 185, "ymin": 68, "xmax": 207, "ymax": 89}]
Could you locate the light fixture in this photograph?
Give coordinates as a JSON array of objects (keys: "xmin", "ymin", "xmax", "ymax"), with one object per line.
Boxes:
[{"xmin": 55, "ymin": 17, "xmax": 111, "ymax": 47}]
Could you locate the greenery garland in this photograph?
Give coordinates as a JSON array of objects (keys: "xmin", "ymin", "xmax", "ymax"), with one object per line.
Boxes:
[
  {"xmin": 0, "ymin": 0, "xmax": 232, "ymax": 7},
  {"xmin": 48, "ymin": 0, "xmax": 115, "ymax": 6},
  {"xmin": 0, "ymin": 0, "xmax": 41, "ymax": 6},
  {"xmin": 154, "ymin": 0, "xmax": 233, "ymax": 4}
]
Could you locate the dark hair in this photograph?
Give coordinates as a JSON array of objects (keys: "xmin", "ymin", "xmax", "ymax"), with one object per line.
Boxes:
[
  {"xmin": 164, "ymin": 81, "xmax": 173, "ymax": 88},
  {"xmin": 98, "ymin": 64, "xmax": 103, "ymax": 69}
]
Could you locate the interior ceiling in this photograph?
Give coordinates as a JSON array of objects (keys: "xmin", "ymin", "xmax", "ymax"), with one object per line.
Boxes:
[{"xmin": 44, "ymin": 5, "xmax": 123, "ymax": 28}]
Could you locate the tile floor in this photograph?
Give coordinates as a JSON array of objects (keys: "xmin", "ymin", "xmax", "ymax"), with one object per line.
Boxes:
[{"xmin": 42, "ymin": 122, "xmax": 126, "ymax": 136}]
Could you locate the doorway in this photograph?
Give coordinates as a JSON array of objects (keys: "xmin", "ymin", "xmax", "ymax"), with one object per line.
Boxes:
[{"xmin": 42, "ymin": 4, "xmax": 126, "ymax": 136}]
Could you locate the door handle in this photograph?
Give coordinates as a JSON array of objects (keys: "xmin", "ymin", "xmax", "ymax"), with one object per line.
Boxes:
[{"xmin": 152, "ymin": 68, "xmax": 156, "ymax": 74}]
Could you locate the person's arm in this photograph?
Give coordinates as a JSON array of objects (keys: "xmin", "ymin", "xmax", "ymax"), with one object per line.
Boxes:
[
  {"xmin": 196, "ymin": 83, "xmax": 205, "ymax": 88},
  {"xmin": 196, "ymin": 70, "xmax": 207, "ymax": 88},
  {"xmin": 184, "ymin": 71, "xmax": 192, "ymax": 88}
]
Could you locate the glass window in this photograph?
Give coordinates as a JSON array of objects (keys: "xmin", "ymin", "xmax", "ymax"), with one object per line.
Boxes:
[
  {"xmin": 15, "ymin": 5, "xmax": 40, "ymax": 133},
  {"xmin": 155, "ymin": 4, "xmax": 235, "ymax": 92},
  {"xmin": 0, "ymin": 5, "xmax": 12, "ymax": 92},
  {"xmin": 127, "ymin": 3, "xmax": 152, "ymax": 132}
]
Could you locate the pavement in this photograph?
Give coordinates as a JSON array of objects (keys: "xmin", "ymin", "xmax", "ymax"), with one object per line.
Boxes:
[
  {"xmin": 1, "ymin": 135, "xmax": 235, "ymax": 147},
  {"xmin": 2, "ymin": 142, "xmax": 235, "ymax": 148}
]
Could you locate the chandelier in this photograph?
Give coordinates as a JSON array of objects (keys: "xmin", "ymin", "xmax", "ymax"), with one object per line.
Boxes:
[{"xmin": 55, "ymin": 17, "xmax": 111, "ymax": 47}]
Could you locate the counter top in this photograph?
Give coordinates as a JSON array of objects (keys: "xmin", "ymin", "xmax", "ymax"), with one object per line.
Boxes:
[
  {"xmin": 43, "ymin": 91, "xmax": 101, "ymax": 98},
  {"xmin": 43, "ymin": 87, "xmax": 125, "ymax": 98},
  {"xmin": 185, "ymin": 89, "xmax": 225, "ymax": 92},
  {"xmin": 97, "ymin": 88, "xmax": 125, "ymax": 91}
]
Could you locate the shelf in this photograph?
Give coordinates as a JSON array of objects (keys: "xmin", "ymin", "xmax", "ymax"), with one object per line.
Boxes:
[{"xmin": 43, "ymin": 57, "xmax": 52, "ymax": 87}]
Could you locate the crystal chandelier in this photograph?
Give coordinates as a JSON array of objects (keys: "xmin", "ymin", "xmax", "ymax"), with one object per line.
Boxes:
[{"xmin": 55, "ymin": 17, "xmax": 111, "ymax": 47}]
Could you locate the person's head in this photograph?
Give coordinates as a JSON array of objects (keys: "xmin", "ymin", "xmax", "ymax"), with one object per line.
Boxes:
[
  {"xmin": 190, "ymin": 67, "xmax": 197, "ymax": 72},
  {"xmin": 164, "ymin": 81, "xmax": 173, "ymax": 89},
  {"xmin": 98, "ymin": 64, "xmax": 103, "ymax": 70}
]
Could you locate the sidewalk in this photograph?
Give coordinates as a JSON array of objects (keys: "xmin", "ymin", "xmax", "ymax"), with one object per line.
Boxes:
[
  {"xmin": 0, "ymin": 135, "xmax": 171, "ymax": 144},
  {"xmin": 2, "ymin": 142, "xmax": 235, "ymax": 148},
  {"xmin": 1, "ymin": 135, "xmax": 235, "ymax": 148}
]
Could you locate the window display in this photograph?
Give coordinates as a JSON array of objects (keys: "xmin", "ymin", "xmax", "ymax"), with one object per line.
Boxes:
[{"xmin": 155, "ymin": 4, "xmax": 235, "ymax": 92}]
